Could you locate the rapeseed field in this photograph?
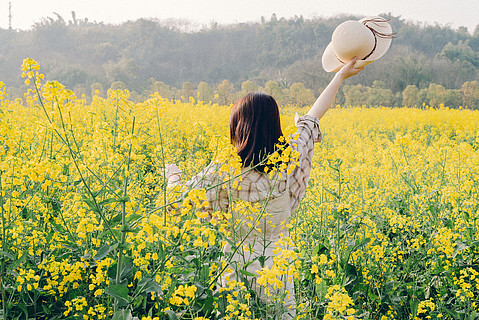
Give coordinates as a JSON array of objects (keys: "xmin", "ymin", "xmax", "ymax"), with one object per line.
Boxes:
[{"xmin": 0, "ymin": 59, "xmax": 477, "ymax": 319}]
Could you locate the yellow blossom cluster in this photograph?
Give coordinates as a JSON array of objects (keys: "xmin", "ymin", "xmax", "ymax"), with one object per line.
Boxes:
[{"xmin": 324, "ymin": 285, "xmax": 356, "ymax": 319}]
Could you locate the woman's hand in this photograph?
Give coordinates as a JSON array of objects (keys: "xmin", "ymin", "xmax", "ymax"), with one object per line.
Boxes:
[
  {"xmin": 337, "ymin": 57, "xmax": 364, "ymax": 80},
  {"xmin": 164, "ymin": 164, "xmax": 182, "ymax": 186},
  {"xmin": 307, "ymin": 57, "xmax": 364, "ymax": 120}
]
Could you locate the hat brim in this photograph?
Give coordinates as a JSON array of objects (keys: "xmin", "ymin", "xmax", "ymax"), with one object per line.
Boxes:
[
  {"xmin": 322, "ymin": 43, "xmax": 375, "ymax": 72},
  {"xmin": 322, "ymin": 16, "xmax": 392, "ymax": 72}
]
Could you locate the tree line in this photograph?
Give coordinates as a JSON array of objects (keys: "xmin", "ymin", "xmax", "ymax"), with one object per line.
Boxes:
[
  {"xmin": 87, "ymin": 77, "xmax": 479, "ymax": 109},
  {"xmin": 0, "ymin": 12, "xmax": 478, "ymax": 108}
]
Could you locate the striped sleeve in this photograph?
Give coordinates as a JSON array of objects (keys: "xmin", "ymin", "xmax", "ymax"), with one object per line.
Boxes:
[
  {"xmin": 288, "ymin": 114, "xmax": 322, "ymax": 213},
  {"xmin": 185, "ymin": 162, "xmax": 230, "ymax": 213}
]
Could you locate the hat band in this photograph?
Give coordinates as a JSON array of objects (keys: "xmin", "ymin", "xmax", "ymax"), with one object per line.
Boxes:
[
  {"xmin": 361, "ymin": 18, "xmax": 396, "ymax": 60},
  {"xmin": 361, "ymin": 34, "xmax": 377, "ymax": 60}
]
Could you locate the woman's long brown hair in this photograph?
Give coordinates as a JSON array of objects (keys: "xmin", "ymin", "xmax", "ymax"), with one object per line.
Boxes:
[{"xmin": 230, "ymin": 92, "xmax": 283, "ymax": 172}]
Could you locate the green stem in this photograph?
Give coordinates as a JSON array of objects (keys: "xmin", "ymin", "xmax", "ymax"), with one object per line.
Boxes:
[
  {"xmin": 0, "ymin": 172, "xmax": 7, "ymax": 320},
  {"xmin": 112, "ymin": 96, "xmax": 120, "ymax": 154},
  {"xmin": 49, "ymin": 127, "xmax": 54, "ymax": 159},
  {"xmin": 32, "ymin": 75, "xmax": 118, "ymax": 242},
  {"xmin": 388, "ymin": 149, "xmax": 418, "ymax": 193},
  {"xmin": 59, "ymin": 110, "xmax": 119, "ymax": 242},
  {"xmin": 114, "ymin": 117, "xmax": 135, "ymax": 312},
  {"xmin": 338, "ymin": 166, "xmax": 342, "ymax": 203},
  {"xmin": 155, "ymin": 110, "xmax": 168, "ymax": 225},
  {"xmin": 336, "ymin": 163, "xmax": 342, "ymax": 272}
]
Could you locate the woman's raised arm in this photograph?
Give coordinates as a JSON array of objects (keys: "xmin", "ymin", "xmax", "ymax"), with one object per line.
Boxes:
[{"xmin": 307, "ymin": 57, "xmax": 364, "ymax": 120}]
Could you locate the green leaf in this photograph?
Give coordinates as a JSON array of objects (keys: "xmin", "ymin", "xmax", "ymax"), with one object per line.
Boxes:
[
  {"xmin": 200, "ymin": 295, "xmax": 214, "ymax": 314},
  {"xmin": 99, "ymin": 229, "xmax": 121, "ymax": 240},
  {"xmin": 341, "ymin": 238, "xmax": 370, "ymax": 267},
  {"xmin": 135, "ymin": 277, "xmax": 162, "ymax": 296},
  {"xmin": 368, "ymin": 292, "xmax": 379, "ymax": 301},
  {"xmin": 163, "ymin": 310, "xmax": 178, "ymax": 320},
  {"xmin": 82, "ymin": 251, "xmax": 92, "ymax": 260},
  {"xmin": 110, "ymin": 213, "xmax": 122, "ymax": 224},
  {"xmin": 15, "ymin": 302, "xmax": 29, "ymax": 318},
  {"xmin": 200, "ymin": 264, "xmax": 209, "ymax": 282},
  {"xmin": 258, "ymin": 255, "xmax": 266, "ymax": 268},
  {"xmin": 93, "ymin": 244, "xmax": 111, "ymax": 261},
  {"xmin": 118, "ymin": 196, "xmax": 130, "ymax": 203},
  {"xmin": 239, "ymin": 269, "xmax": 257, "ymax": 277},
  {"xmin": 100, "ymin": 198, "xmax": 120, "ymax": 206},
  {"xmin": 312, "ymin": 244, "xmax": 328, "ymax": 256},
  {"xmin": 315, "ymin": 280, "xmax": 328, "ymax": 299},
  {"xmin": 49, "ymin": 219, "xmax": 66, "ymax": 234},
  {"xmin": 344, "ymin": 263, "xmax": 357, "ymax": 276},
  {"xmin": 120, "ymin": 257, "xmax": 134, "ymax": 281},
  {"xmin": 158, "ymin": 241, "xmax": 165, "ymax": 261},
  {"xmin": 343, "ymin": 264, "xmax": 358, "ymax": 287},
  {"xmin": 132, "ymin": 295, "xmax": 144, "ymax": 309},
  {"xmin": 126, "ymin": 213, "xmax": 143, "ymax": 224},
  {"xmin": 322, "ymin": 186, "xmax": 339, "ymax": 199},
  {"xmin": 111, "ymin": 309, "xmax": 133, "ymax": 320},
  {"xmin": 469, "ymin": 311, "xmax": 477, "ymax": 320},
  {"xmin": 81, "ymin": 196, "xmax": 98, "ymax": 212},
  {"xmin": 107, "ymin": 262, "xmax": 118, "ymax": 279},
  {"xmin": 41, "ymin": 303, "xmax": 51, "ymax": 315},
  {"xmin": 0, "ymin": 251, "xmax": 15, "ymax": 260},
  {"xmin": 122, "ymin": 225, "xmax": 140, "ymax": 234},
  {"xmin": 452, "ymin": 241, "xmax": 470, "ymax": 258},
  {"xmin": 327, "ymin": 158, "xmax": 343, "ymax": 171},
  {"xmin": 194, "ymin": 282, "xmax": 206, "ymax": 297},
  {"xmin": 105, "ymin": 285, "xmax": 130, "ymax": 304},
  {"xmin": 7, "ymin": 253, "xmax": 25, "ymax": 273},
  {"xmin": 410, "ymin": 298, "xmax": 419, "ymax": 316},
  {"xmin": 93, "ymin": 189, "xmax": 106, "ymax": 198}
]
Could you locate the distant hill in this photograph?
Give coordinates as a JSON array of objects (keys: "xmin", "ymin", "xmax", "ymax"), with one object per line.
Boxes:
[{"xmin": 0, "ymin": 13, "xmax": 478, "ymax": 101}]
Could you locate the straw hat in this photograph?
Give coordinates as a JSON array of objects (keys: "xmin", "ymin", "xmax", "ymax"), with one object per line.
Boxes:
[{"xmin": 322, "ymin": 17, "xmax": 394, "ymax": 72}]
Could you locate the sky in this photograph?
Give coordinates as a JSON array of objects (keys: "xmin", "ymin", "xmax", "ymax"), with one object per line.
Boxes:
[{"xmin": 0, "ymin": 0, "xmax": 478, "ymax": 34}]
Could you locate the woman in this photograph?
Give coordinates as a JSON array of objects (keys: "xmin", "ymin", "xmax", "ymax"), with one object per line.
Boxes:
[{"xmin": 165, "ymin": 57, "xmax": 363, "ymax": 319}]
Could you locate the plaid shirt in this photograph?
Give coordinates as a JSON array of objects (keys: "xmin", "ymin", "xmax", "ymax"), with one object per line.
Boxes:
[
  {"xmin": 185, "ymin": 114, "xmax": 322, "ymax": 219},
  {"xmin": 181, "ymin": 114, "xmax": 322, "ymax": 317}
]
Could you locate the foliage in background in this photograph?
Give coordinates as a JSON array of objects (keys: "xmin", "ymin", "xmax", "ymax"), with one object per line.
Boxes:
[{"xmin": 0, "ymin": 13, "xmax": 478, "ymax": 106}]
